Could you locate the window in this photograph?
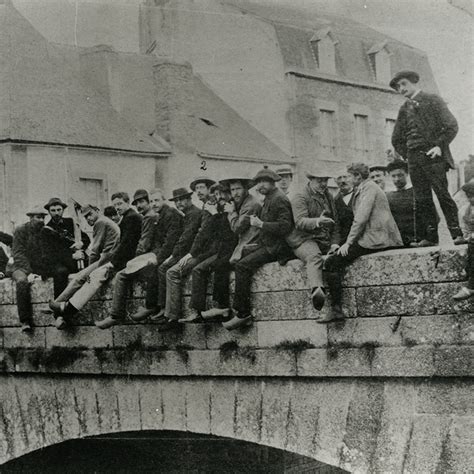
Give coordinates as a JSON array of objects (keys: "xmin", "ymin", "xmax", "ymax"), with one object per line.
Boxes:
[
  {"xmin": 319, "ymin": 109, "xmax": 337, "ymax": 158},
  {"xmin": 384, "ymin": 118, "xmax": 396, "ymax": 154},
  {"xmin": 78, "ymin": 177, "xmax": 106, "ymax": 209},
  {"xmin": 368, "ymin": 41, "xmax": 392, "ymax": 84},
  {"xmin": 354, "ymin": 114, "xmax": 369, "ymax": 156},
  {"xmin": 310, "ymin": 29, "xmax": 337, "ymax": 74}
]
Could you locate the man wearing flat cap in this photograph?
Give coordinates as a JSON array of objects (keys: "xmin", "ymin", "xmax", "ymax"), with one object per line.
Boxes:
[
  {"xmin": 11, "ymin": 206, "xmax": 49, "ymax": 332},
  {"xmin": 287, "ymin": 162, "xmax": 341, "ymax": 316},
  {"xmin": 275, "ymin": 165, "xmax": 294, "ymax": 199},
  {"xmin": 41, "ymin": 197, "xmax": 90, "ymax": 297},
  {"xmin": 225, "ymin": 167, "xmax": 294, "ymax": 330},
  {"xmin": 391, "ymin": 70, "xmax": 463, "ymax": 247}
]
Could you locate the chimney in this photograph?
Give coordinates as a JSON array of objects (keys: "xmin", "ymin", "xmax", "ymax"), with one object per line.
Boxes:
[{"xmin": 153, "ymin": 60, "xmax": 196, "ymax": 151}]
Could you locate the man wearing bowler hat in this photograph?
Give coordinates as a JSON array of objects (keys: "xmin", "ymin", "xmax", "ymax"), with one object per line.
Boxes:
[
  {"xmin": 149, "ymin": 187, "xmax": 202, "ymax": 331},
  {"xmin": 96, "ymin": 189, "xmax": 162, "ymax": 329},
  {"xmin": 391, "ymin": 70, "xmax": 463, "ymax": 247},
  {"xmin": 11, "ymin": 206, "xmax": 49, "ymax": 332},
  {"xmin": 287, "ymin": 162, "xmax": 341, "ymax": 316},
  {"xmin": 275, "ymin": 165, "xmax": 294, "ymax": 198},
  {"xmin": 226, "ymin": 167, "xmax": 293, "ymax": 330},
  {"xmin": 41, "ymin": 197, "xmax": 90, "ymax": 297}
]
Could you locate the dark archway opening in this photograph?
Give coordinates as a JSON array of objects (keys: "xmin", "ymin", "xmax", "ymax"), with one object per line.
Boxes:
[{"xmin": 2, "ymin": 431, "xmax": 348, "ymax": 473}]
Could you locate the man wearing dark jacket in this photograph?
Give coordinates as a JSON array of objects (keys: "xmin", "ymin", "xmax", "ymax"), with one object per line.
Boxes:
[
  {"xmin": 131, "ymin": 189, "xmax": 184, "ymax": 321},
  {"xmin": 11, "ymin": 206, "xmax": 49, "ymax": 332},
  {"xmin": 41, "ymin": 197, "xmax": 90, "ymax": 297},
  {"xmin": 391, "ymin": 70, "xmax": 463, "ymax": 247},
  {"xmin": 96, "ymin": 189, "xmax": 160, "ymax": 329},
  {"xmin": 150, "ymin": 187, "xmax": 202, "ymax": 330},
  {"xmin": 49, "ymin": 192, "xmax": 142, "ymax": 322},
  {"xmin": 180, "ymin": 183, "xmax": 238, "ymax": 323},
  {"xmin": 287, "ymin": 164, "xmax": 341, "ymax": 314},
  {"xmin": 334, "ymin": 173, "xmax": 354, "ymax": 242},
  {"xmin": 0, "ymin": 231, "xmax": 12, "ymax": 278},
  {"xmin": 226, "ymin": 167, "xmax": 293, "ymax": 330}
]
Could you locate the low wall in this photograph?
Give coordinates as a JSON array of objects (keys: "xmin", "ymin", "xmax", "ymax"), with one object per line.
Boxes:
[{"xmin": 0, "ymin": 246, "xmax": 471, "ymax": 379}]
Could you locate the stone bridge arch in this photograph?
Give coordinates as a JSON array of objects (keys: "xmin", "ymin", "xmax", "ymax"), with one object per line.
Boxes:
[{"xmin": 0, "ymin": 248, "xmax": 472, "ymax": 472}]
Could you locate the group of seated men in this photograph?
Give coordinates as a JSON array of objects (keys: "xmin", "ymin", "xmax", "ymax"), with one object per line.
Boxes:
[{"xmin": 0, "ymin": 159, "xmax": 465, "ymax": 334}]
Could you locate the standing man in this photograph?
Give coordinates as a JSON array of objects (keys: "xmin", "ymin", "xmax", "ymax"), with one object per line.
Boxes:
[
  {"xmin": 386, "ymin": 159, "xmax": 422, "ymax": 246},
  {"xmin": 151, "ymin": 187, "xmax": 202, "ymax": 330},
  {"xmin": 96, "ymin": 189, "xmax": 160, "ymax": 329},
  {"xmin": 49, "ymin": 204, "xmax": 120, "ymax": 328},
  {"xmin": 369, "ymin": 165, "xmax": 387, "ymax": 190},
  {"xmin": 48, "ymin": 192, "xmax": 142, "ymax": 322},
  {"xmin": 391, "ymin": 70, "xmax": 463, "ymax": 246},
  {"xmin": 324, "ymin": 163, "xmax": 403, "ymax": 322},
  {"xmin": 334, "ymin": 173, "xmax": 354, "ymax": 243},
  {"xmin": 287, "ymin": 165, "xmax": 341, "ymax": 314},
  {"xmin": 227, "ymin": 167, "xmax": 293, "ymax": 330},
  {"xmin": 275, "ymin": 165, "xmax": 294, "ymax": 199},
  {"xmin": 11, "ymin": 206, "xmax": 49, "ymax": 332},
  {"xmin": 41, "ymin": 197, "xmax": 90, "ymax": 297}
]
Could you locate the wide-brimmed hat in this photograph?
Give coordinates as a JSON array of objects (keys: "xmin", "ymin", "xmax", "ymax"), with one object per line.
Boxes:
[
  {"xmin": 189, "ymin": 176, "xmax": 216, "ymax": 191},
  {"xmin": 219, "ymin": 177, "xmax": 254, "ymax": 189},
  {"xmin": 27, "ymin": 205, "xmax": 48, "ymax": 217},
  {"xmin": 389, "ymin": 70, "xmax": 420, "ymax": 90},
  {"xmin": 369, "ymin": 164, "xmax": 387, "ymax": 173},
  {"xmin": 252, "ymin": 167, "xmax": 281, "ymax": 183},
  {"xmin": 132, "ymin": 189, "xmax": 149, "ymax": 205},
  {"xmin": 44, "ymin": 197, "xmax": 67, "ymax": 210},
  {"xmin": 169, "ymin": 187, "xmax": 193, "ymax": 201},
  {"xmin": 210, "ymin": 182, "xmax": 231, "ymax": 194},
  {"xmin": 81, "ymin": 204, "xmax": 99, "ymax": 217},
  {"xmin": 275, "ymin": 165, "xmax": 293, "ymax": 177},
  {"xmin": 306, "ymin": 161, "xmax": 346, "ymax": 179},
  {"xmin": 461, "ymin": 181, "xmax": 474, "ymax": 197},
  {"xmin": 386, "ymin": 159, "xmax": 408, "ymax": 174}
]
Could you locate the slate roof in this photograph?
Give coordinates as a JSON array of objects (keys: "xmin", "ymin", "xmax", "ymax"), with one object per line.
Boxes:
[
  {"xmin": 224, "ymin": 1, "xmax": 438, "ymax": 91},
  {"xmin": 0, "ymin": 3, "xmax": 169, "ymax": 154}
]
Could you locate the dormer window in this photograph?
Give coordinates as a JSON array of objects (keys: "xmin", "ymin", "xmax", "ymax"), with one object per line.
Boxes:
[
  {"xmin": 310, "ymin": 28, "xmax": 338, "ymax": 74},
  {"xmin": 368, "ymin": 40, "xmax": 392, "ymax": 84}
]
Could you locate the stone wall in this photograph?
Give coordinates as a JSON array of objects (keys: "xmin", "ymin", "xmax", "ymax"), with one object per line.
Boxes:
[{"xmin": 0, "ymin": 247, "xmax": 472, "ymax": 471}]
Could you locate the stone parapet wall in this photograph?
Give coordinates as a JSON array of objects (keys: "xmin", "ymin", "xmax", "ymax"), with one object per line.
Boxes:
[{"xmin": 0, "ymin": 247, "xmax": 472, "ymax": 378}]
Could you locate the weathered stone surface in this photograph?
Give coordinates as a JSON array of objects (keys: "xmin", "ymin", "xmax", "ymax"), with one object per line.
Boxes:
[
  {"xmin": 416, "ymin": 380, "xmax": 474, "ymax": 416},
  {"xmin": 0, "ymin": 305, "xmax": 19, "ymax": 326},
  {"xmin": 344, "ymin": 246, "xmax": 466, "ymax": 287},
  {"xmin": 257, "ymin": 320, "xmax": 327, "ymax": 347},
  {"xmin": 205, "ymin": 323, "xmax": 257, "ymax": 350},
  {"xmin": 3, "ymin": 327, "xmax": 46, "ymax": 349},
  {"xmin": 45, "ymin": 326, "xmax": 113, "ymax": 349},
  {"xmin": 0, "ymin": 279, "xmax": 14, "ymax": 304},
  {"xmin": 432, "ymin": 345, "xmax": 474, "ymax": 376},
  {"xmin": 371, "ymin": 346, "xmax": 435, "ymax": 377}
]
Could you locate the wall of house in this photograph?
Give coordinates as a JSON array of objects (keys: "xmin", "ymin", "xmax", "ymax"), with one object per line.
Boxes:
[{"xmin": 1, "ymin": 145, "xmax": 166, "ymax": 232}]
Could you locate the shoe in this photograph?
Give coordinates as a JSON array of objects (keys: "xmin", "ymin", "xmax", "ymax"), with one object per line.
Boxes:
[
  {"xmin": 95, "ymin": 316, "xmax": 119, "ymax": 330},
  {"xmin": 49, "ymin": 300, "xmax": 66, "ymax": 315},
  {"xmin": 130, "ymin": 306, "xmax": 158, "ymax": 322},
  {"xmin": 150, "ymin": 314, "xmax": 169, "ymax": 324},
  {"xmin": 54, "ymin": 316, "xmax": 67, "ymax": 330},
  {"xmin": 453, "ymin": 286, "xmax": 474, "ymax": 301},
  {"xmin": 21, "ymin": 323, "xmax": 33, "ymax": 333},
  {"xmin": 410, "ymin": 239, "xmax": 439, "ymax": 248},
  {"xmin": 222, "ymin": 314, "xmax": 253, "ymax": 330},
  {"xmin": 453, "ymin": 236, "xmax": 467, "ymax": 245},
  {"xmin": 201, "ymin": 307, "xmax": 230, "ymax": 321},
  {"xmin": 316, "ymin": 305, "xmax": 344, "ymax": 324},
  {"xmin": 178, "ymin": 312, "xmax": 204, "ymax": 323},
  {"xmin": 311, "ymin": 287, "xmax": 326, "ymax": 311},
  {"xmin": 158, "ymin": 320, "xmax": 181, "ymax": 332}
]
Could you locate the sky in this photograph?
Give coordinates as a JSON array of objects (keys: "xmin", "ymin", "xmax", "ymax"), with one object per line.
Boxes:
[{"xmin": 256, "ymin": 0, "xmax": 474, "ymax": 161}]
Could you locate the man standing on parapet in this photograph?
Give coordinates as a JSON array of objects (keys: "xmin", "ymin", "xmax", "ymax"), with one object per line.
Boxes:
[{"xmin": 391, "ymin": 70, "xmax": 464, "ymax": 247}]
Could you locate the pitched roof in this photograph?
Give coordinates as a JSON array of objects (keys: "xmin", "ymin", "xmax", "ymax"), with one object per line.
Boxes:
[
  {"xmin": 192, "ymin": 75, "xmax": 290, "ymax": 163},
  {"xmin": 0, "ymin": 3, "xmax": 169, "ymax": 154}
]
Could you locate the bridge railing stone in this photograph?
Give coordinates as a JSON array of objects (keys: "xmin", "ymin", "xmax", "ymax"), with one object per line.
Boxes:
[{"xmin": 0, "ymin": 246, "xmax": 472, "ymax": 378}]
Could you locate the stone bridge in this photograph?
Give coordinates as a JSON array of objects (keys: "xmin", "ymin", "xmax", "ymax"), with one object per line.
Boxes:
[{"xmin": 0, "ymin": 247, "xmax": 472, "ymax": 472}]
